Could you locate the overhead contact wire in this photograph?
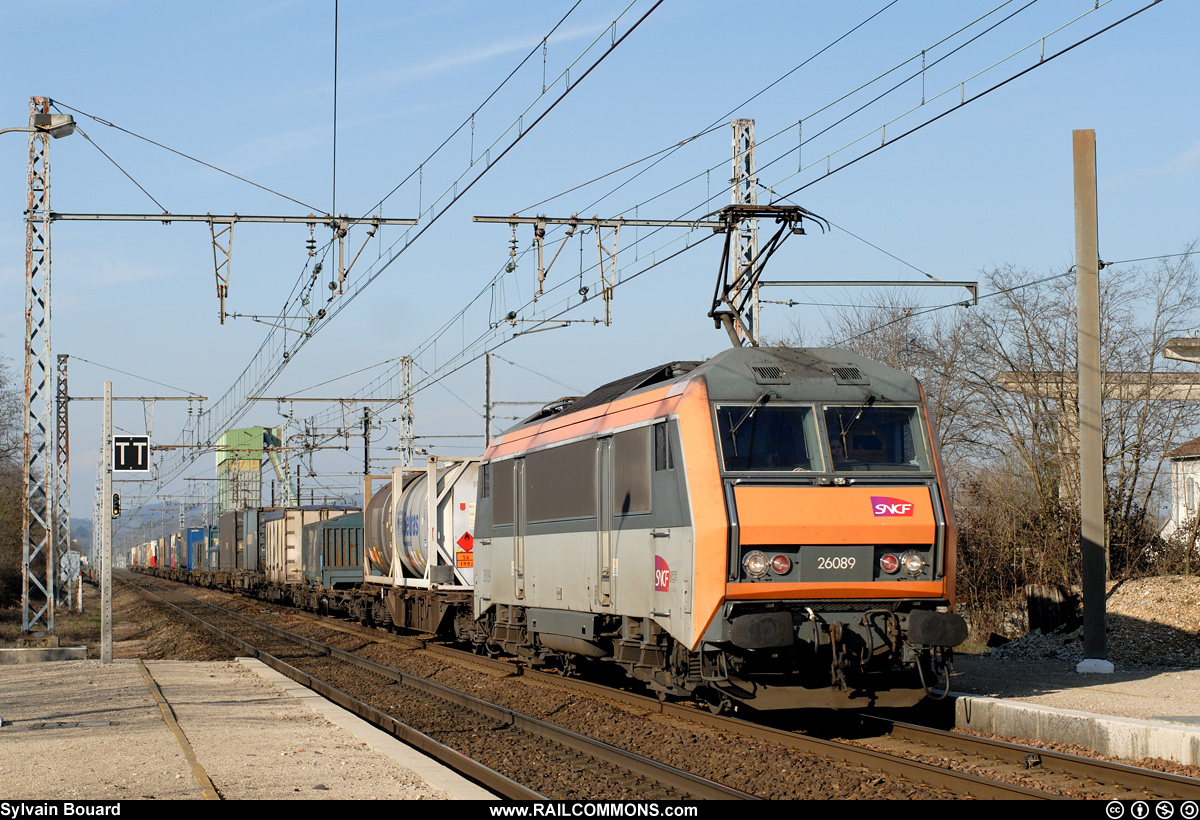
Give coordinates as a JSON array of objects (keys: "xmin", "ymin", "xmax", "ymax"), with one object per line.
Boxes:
[{"xmin": 776, "ymin": 0, "xmax": 1163, "ymax": 202}]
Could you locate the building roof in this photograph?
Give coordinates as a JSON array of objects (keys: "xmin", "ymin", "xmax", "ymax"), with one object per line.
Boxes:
[{"xmin": 1166, "ymin": 435, "xmax": 1200, "ymax": 459}]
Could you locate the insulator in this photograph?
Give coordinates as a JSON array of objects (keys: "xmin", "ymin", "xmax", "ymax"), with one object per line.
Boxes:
[
  {"xmin": 505, "ymin": 311, "xmax": 517, "ymax": 322},
  {"xmin": 505, "ymin": 260, "xmax": 516, "ymax": 273},
  {"xmin": 305, "ymin": 236, "xmax": 316, "ymax": 256},
  {"xmin": 313, "ymin": 262, "xmax": 323, "ymax": 276}
]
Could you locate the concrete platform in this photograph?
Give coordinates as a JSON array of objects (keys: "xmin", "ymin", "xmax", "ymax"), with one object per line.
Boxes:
[
  {"xmin": 954, "ymin": 694, "xmax": 1200, "ymax": 765},
  {"xmin": 950, "ymin": 655, "xmax": 1200, "ymax": 766},
  {"xmin": 0, "ymin": 658, "xmax": 495, "ymax": 800}
]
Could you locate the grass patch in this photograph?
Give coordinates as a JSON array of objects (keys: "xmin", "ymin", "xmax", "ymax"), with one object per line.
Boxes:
[{"xmin": 0, "ymin": 583, "xmax": 101, "ymax": 656}]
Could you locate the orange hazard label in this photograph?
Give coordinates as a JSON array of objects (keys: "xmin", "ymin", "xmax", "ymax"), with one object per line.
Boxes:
[{"xmin": 456, "ymin": 551, "xmax": 474, "ymax": 568}]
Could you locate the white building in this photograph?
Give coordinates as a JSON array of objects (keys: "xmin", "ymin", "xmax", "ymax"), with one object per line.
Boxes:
[{"xmin": 1160, "ymin": 435, "xmax": 1200, "ymax": 539}]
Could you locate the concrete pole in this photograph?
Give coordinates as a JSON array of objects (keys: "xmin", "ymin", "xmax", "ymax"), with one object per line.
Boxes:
[
  {"xmin": 101, "ymin": 381, "xmax": 112, "ymax": 665},
  {"xmin": 485, "ymin": 352, "xmax": 494, "ymax": 444},
  {"xmin": 1073, "ymin": 130, "xmax": 1111, "ymax": 673}
]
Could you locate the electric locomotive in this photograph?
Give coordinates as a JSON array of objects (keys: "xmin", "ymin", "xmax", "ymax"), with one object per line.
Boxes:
[
  {"xmin": 470, "ymin": 345, "xmax": 965, "ymax": 710},
  {"xmin": 139, "ymin": 345, "xmax": 966, "ymax": 712}
]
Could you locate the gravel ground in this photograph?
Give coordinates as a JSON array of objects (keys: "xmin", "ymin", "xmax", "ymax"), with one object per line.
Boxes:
[
  {"xmin": 951, "ymin": 575, "xmax": 1200, "ymax": 718},
  {"xmin": 979, "ymin": 575, "xmax": 1200, "ymax": 668}
]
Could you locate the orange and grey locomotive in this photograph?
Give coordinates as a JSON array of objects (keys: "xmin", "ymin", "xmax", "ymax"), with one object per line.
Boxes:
[{"xmin": 466, "ymin": 346, "xmax": 965, "ymax": 711}]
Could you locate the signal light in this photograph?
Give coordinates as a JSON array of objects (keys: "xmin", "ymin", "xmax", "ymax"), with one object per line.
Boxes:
[
  {"xmin": 112, "ymin": 493, "xmax": 121, "ymax": 519},
  {"xmin": 770, "ymin": 554, "xmax": 791, "ymax": 575},
  {"xmin": 880, "ymin": 553, "xmax": 900, "ymax": 574}
]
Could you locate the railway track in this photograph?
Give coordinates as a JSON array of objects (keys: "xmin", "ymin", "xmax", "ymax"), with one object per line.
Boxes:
[
  {"xmin": 338, "ymin": 614, "xmax": 1196, "ymax": 800},
  {"xmin": 119, "ymin": 573, "xmax": 1080, "ymax": 797},
  {"xmin": 857, "ymin": 716, "xmax": 1200, "ymax": 800},
  {"xmin": 124, "ymin": 572, "xmax": 1200, "ymax": 800},
  {"xmin": 515, "ymin": 661, "xmax": 1200, "ymax": 800},
  {"xmin": 122, "ymin": 574, "xmax": 752, "ymax": 801}
]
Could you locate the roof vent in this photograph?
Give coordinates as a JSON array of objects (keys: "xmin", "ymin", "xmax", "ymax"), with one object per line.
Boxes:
[
  {"xmin": 751, "ymin": 365, "xmax": 790, "ymax": 385},
  {"xmin": 832, "ymin": 366, "xmax": 869, "ymax": 385}
]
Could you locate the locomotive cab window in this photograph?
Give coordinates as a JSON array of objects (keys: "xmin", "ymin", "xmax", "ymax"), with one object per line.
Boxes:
[
  {"xmin": 823, "ymin": 404, "xmax": 930, "ymax": 472},
  {"xmin": 715, "ymin": 402, "xmax": 819, "ymax": 472}
]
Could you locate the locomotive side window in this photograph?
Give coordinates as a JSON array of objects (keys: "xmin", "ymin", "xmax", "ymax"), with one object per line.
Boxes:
[
  {"xmin": 614, "ymin": 427, "xmax": 651, "ymax": 514},
  {"xmin": 492, "ymin": 460, "xmax": 514, "ymax": 525},
  {"xmin": 716, "ymin": 404, "xmax": 819, "ymax": 472},
  {"xmin": 653, "ymin": 422, "xmax": 674, "ymax": 471},
  {"xmin": 823, "ymin": 405, "xmax": 930, "ymax": 471},
  {"xmin": 526, "ymin": 440, "xmax": 597, "ymax": 521}
]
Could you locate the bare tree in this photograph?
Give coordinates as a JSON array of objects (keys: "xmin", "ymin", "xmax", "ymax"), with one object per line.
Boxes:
[
  {"xmin": 0, "ymin": 347, "xmax": 24, "ymax": 605},
  {"xmin": 783, "ymin": 244, "xmax": 1199, "ymax": 635},
  {"xmin": 814, "ymin": 290, "xmax": 979, "ymax": 463}
]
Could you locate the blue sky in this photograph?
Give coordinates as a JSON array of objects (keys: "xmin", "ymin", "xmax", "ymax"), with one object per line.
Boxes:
[{"xmin": 1, "ymin": 0, "xmax": 1196, "ymax": 530}]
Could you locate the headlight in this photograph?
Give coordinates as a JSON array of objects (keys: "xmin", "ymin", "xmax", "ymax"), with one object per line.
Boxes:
[
  {"xmin": 743, "ymin": 550, "xmax": 769, "ymax": 579},
  {"xmin": 901, "ymin": 550, "xmax": 925, "ymax": 576}
]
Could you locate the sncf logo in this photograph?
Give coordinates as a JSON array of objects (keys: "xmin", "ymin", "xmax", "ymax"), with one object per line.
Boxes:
[
  {"xmin": 871, "ymin": 496, "xmax": 914, "ymax": 517},
  {"xmin": 654, "ymin": 555, "xmax": 670, "ymax": 592}
]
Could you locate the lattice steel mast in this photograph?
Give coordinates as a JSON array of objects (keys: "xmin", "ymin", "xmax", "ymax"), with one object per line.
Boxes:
[{"xmin": 22, "ymin": 97, "xmax": 56, "ymax": 640}]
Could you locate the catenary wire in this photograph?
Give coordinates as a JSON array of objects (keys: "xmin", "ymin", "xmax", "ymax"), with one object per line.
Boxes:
[
  {"xmin": 492, "ymin": 354, "xmax": 584, "ymax": 394},
  {"xmin": 72, "ymin": 125, "xmax": 168, "ymax": 213},
  {"xmin": 49, "ymin": 99, "xmax": 326, "ymax": 214},
  {"xmin": 537, "ymin": 0, "xmax": 912, "ymax": 218},
  {"xmin": 68, "ymin": 355, "xmax": 200, "ymax": 396},
  {"xmin": 503, "ymin": 0, "xmax": 1045, "ymax": 302},
  {"xmin": 775, "ymin": 0, "xmax": 1162, "ymax": 203}
]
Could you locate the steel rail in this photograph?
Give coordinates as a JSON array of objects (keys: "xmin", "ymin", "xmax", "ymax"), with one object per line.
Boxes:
[
  {"xmin": 870, "ymin": 717, "xmax": 1200, "ymax": 800},
  {"xmin": 126, "ymin": 576, "xmax": 755, "ymax": 801}
]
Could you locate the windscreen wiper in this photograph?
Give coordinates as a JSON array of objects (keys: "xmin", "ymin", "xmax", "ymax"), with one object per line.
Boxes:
[
  {"xmin": 729, "ymin": 391, "xmax": 777, "ymax": 444},
  {"xmin": 837, "ymin": 394, "xmax": 877, "ymax": 450}
]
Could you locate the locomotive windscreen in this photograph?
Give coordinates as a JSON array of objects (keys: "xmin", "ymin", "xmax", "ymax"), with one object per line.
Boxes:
[
  {"xmin": 716, "ymin": 403, "xmax": 820, "ymax": 472},
  {"xmin": 824, "ymin": 405, "xmax": 930, "ymax": 471}
]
